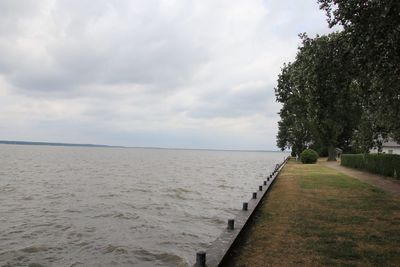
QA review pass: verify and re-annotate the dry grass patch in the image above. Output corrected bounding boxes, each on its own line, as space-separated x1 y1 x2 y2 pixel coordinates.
225 159 400 267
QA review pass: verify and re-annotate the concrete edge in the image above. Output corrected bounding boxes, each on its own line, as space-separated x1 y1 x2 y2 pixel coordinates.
194 156 290 267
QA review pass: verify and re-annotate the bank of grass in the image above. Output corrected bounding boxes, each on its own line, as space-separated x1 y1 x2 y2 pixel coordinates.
225 159 400 266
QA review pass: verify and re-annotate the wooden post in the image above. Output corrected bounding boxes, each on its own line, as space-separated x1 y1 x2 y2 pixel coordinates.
228 219 235 230
196 251 206 267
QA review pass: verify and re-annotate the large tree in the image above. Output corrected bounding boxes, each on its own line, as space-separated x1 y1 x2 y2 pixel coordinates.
276 33 361 160
318 0 400 142
275 63 312 156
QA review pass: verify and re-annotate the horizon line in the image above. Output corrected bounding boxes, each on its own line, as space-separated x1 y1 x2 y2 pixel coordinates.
0 139 286 153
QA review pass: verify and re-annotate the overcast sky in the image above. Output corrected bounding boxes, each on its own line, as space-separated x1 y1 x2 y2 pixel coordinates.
0 0 335 150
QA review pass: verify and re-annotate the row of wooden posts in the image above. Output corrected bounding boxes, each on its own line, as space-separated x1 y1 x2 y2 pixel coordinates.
195 161 285 267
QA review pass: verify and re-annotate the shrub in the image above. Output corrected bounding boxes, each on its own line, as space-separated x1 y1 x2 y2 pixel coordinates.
300 149 319 164
341 154 400 178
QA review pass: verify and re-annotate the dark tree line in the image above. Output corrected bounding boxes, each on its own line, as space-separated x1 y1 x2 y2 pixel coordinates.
276 0 400 160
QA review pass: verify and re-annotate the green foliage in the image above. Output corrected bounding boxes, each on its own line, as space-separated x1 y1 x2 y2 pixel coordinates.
276 1 400 158
300 149 319 164
275 32 361 160
318 0 400 142
341 154 400 178
341 154 366 170
275 63 312 156
309 143 328 157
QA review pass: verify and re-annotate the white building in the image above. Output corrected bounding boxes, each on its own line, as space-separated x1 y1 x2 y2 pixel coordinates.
370 140 400 155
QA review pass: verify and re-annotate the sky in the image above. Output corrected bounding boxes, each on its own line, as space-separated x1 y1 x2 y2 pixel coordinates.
0 0 335 150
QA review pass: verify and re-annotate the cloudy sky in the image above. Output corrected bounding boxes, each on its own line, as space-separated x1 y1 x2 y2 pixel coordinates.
0 0 334 150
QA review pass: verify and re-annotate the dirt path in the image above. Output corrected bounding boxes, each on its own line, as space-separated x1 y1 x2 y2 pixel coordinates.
320 160 400 196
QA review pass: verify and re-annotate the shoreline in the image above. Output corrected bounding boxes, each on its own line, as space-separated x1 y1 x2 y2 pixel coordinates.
195 158 289 267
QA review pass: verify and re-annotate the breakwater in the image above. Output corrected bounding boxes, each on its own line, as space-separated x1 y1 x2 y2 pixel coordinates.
195 157 289 267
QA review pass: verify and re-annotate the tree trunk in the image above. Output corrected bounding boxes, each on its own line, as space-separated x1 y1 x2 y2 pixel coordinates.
327 145 336 161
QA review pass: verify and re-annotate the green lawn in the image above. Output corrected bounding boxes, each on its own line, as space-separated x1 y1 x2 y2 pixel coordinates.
226 159 400 266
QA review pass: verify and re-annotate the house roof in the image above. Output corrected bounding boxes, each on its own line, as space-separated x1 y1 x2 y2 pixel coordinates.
383 141 400 147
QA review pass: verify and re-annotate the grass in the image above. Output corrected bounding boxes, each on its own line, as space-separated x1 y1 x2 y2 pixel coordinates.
225 159 400 266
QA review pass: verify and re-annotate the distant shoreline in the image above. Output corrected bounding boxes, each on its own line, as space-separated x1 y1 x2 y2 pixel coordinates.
0 140 122 148
0 140 285 153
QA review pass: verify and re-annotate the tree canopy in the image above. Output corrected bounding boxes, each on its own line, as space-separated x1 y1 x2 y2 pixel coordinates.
318 0 400 141
276 0 400 159
275 33 361 160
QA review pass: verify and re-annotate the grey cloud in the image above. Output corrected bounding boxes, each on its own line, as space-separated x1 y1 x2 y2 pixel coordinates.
0 0 209 94
0 0 42 34
0 0 334 150
187 82 279 118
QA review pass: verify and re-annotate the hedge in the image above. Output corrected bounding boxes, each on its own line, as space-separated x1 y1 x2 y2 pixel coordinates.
341 153 400 178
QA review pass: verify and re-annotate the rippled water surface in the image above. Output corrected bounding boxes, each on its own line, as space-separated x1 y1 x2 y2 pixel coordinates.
0 144 287 266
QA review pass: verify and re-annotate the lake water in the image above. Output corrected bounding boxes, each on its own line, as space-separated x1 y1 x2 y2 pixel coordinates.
0 144 288 266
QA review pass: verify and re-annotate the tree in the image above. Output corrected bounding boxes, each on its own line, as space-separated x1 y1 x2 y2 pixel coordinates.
276 106 312 157
275 33 361 161
275 63 312 157
318 0 400 142
352 111 388 153
299 33 362 160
